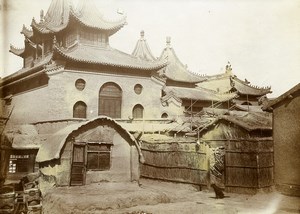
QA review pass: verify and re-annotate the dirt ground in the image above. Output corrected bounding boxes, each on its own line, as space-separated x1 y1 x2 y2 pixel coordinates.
42 179 300 214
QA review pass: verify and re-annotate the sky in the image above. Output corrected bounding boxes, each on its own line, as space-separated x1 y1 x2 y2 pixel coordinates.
1 0 300 97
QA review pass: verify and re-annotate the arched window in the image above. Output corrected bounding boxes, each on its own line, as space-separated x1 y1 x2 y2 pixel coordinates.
99 82 122 118
161 113 168 118
73 101 87 118
132 104 144 119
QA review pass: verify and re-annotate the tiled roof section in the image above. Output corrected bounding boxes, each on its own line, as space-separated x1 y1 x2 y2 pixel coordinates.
31 0 71 34
198 73 271 96
72 0 126 35
163 86 238 102
9 44 25 56
197 75 232 93
264 83 300 110
21 25 33 38
9 39 42 57
132 31 156 61
0 55 52 86
232 77 271 96
54 44 167 70
159 37 206 83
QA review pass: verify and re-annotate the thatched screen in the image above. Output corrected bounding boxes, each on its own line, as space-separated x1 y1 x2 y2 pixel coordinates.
140 135 273 193
140 135 209 188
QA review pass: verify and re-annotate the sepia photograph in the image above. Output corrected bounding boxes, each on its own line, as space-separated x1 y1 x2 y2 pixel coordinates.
0 0 300 213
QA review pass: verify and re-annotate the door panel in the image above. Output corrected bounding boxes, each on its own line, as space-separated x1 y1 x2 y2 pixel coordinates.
70 145 85 186
99 97 121 118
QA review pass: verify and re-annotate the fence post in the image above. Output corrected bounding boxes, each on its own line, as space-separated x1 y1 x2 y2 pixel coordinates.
257 150 260 188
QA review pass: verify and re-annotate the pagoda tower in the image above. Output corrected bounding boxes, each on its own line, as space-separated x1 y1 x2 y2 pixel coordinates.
198 62 272 106
2 0 168 123
9 0 166 72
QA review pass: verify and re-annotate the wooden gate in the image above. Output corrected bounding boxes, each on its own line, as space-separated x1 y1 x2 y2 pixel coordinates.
225 139 274 194
70 144 86 186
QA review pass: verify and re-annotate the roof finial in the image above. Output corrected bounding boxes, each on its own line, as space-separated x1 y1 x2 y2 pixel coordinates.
166 36 171 47
140 30 145 39
40 10 44 22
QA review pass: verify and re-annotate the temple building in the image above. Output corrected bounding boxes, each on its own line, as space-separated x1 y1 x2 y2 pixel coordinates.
197 63 272 107
0 0 272 186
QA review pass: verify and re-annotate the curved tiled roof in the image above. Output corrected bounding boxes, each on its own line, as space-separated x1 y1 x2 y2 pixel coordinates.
231 77 271 96
54 44 167 71
132 31 156 61
21 25 33 38
163 86 238 102
31 0 126 35
10 39 42 57
72 0 126 35
0 54 52 87
31 0 71 34
9 44 25 56
198 72 271 96
159 38 206 83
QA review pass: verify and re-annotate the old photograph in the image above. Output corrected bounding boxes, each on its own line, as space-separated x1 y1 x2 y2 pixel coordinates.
0 0 300 213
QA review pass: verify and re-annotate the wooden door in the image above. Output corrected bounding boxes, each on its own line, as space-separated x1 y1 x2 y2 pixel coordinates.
100 98 121 118
70 145 85 186
99 82 122 118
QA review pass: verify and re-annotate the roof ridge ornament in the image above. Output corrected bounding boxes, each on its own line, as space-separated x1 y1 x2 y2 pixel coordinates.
140 30 145 39
225 61 232 74
166 36 171 47
40 10 44 23
53 36 58 48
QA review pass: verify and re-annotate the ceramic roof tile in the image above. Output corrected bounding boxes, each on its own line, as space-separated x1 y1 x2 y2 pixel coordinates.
54 44 167 70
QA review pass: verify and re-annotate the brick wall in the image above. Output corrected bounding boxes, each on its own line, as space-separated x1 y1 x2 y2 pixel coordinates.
273 91 300 196
7 69 182 124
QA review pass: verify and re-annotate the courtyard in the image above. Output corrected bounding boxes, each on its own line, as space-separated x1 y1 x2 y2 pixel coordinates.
42 179 300 214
